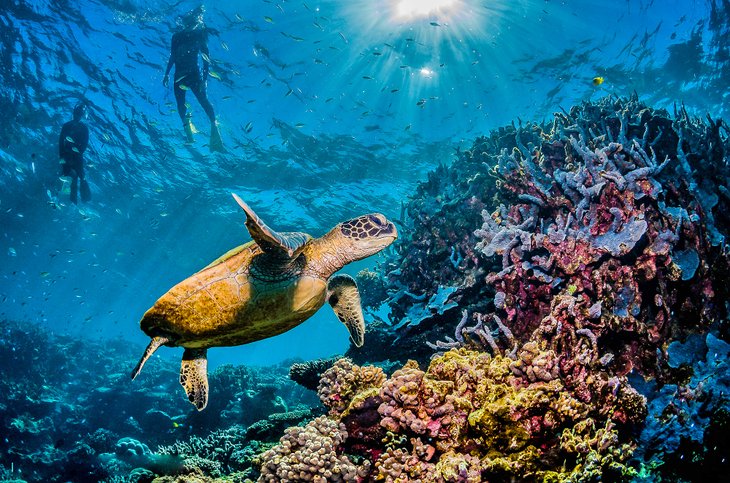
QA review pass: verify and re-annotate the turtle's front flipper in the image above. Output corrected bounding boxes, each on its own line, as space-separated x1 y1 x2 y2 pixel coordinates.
327 274 365 347
231 193 311 257
180 348 209 411
131 336 169 380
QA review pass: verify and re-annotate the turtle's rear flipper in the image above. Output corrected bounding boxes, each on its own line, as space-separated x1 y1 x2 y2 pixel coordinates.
327 274 365 347
131 336 169 379
180 348 209 411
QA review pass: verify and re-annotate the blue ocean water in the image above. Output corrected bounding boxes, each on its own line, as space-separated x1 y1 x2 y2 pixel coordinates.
2 0 724 367
1 1 728 482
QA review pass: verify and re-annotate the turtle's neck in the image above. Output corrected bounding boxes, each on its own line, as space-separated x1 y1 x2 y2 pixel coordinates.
304 229 351 279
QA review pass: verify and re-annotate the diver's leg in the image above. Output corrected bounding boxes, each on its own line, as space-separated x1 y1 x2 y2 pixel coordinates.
79 162 91 202
191 81 225 152
174 79 194 143
190 79 215 122
70 175 78 204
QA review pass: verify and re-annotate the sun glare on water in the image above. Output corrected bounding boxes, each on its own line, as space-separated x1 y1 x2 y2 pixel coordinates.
395 0 457 18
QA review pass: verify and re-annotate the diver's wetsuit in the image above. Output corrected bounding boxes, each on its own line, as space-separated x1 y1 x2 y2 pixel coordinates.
167 28 216 125
59 119 89 203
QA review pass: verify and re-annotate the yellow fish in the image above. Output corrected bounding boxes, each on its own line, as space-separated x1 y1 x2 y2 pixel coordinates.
592 76 604 86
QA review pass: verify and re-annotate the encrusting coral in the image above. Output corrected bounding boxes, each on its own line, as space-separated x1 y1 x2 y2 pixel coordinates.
265 348 643 482
256 416 368 482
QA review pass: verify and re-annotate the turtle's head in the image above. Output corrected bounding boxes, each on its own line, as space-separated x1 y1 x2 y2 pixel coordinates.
325 213 397 265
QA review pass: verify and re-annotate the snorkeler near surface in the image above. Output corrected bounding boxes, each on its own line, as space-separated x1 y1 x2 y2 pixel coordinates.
163 5 225 153
58 102 91 204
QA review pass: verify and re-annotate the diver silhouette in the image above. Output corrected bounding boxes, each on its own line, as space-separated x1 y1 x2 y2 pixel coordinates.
59 103 91 204
163 5 225 152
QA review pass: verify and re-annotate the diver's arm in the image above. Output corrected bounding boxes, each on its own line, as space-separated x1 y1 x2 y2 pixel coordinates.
201 31 210 80
78 125 89 155
59 123 68 158
163 35 177 86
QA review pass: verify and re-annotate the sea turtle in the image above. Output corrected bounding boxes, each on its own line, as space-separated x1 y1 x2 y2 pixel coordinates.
131 193 397 410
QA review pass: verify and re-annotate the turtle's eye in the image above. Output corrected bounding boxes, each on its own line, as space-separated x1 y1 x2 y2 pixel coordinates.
368 214 385 226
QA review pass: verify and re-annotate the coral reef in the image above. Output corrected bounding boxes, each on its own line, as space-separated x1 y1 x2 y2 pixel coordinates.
0 319 318 482
372 95 729 376
289 357 339 391
259 347 644 481
256 416 368 482
633 332 730 481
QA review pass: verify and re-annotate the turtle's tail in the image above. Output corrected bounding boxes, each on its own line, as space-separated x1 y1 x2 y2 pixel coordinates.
131 336 169 380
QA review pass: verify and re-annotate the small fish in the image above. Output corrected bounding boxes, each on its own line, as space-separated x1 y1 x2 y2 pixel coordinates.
65 136 75 143
430 21 441 26
295 122 305 128
40 272 50 278
592 76 604 86
221 41 230 51
338 32 348 43
264 16 274 23
244 121 253 133
8 248 16 257
208 71 222 80
390 88 399 93
285 88 293 96
362 75 373 80
178 84 189 90
416 99 426 107
201 52 211 64
71 147 80 153
282 32 305 41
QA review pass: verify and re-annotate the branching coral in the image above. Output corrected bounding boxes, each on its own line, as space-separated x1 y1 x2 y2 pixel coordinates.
456 96 730 380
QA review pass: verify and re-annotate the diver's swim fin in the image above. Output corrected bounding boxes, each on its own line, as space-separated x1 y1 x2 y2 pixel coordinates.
183 122 195 144
80 179 91 202
70 177 78 204
209 122 226 153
